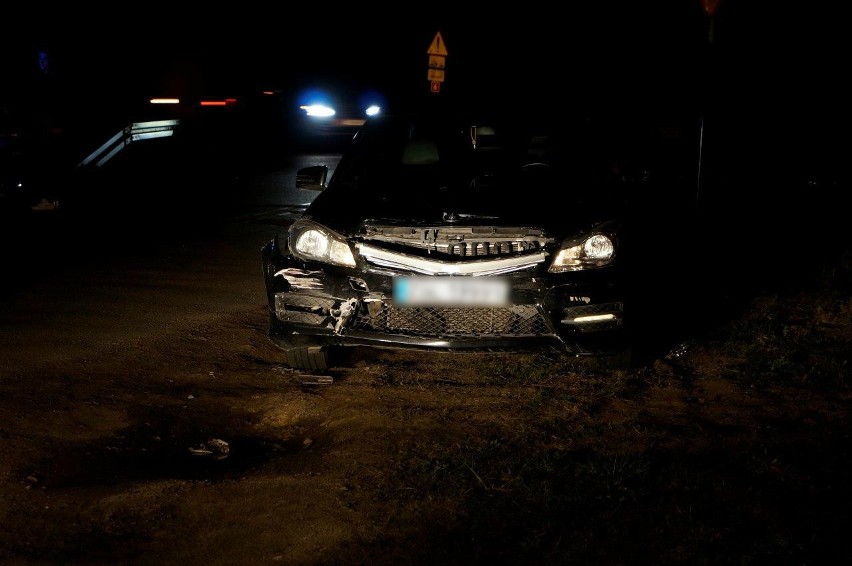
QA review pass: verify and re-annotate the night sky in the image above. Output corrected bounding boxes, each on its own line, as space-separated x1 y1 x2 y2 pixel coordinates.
2 1 848 166
2 2 843 104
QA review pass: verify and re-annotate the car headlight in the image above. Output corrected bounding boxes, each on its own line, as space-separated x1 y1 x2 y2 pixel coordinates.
299 104 336 117
289 220 356 267
548 230 616 273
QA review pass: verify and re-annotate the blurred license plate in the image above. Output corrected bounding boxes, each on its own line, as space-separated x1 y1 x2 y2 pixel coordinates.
393 277 509 307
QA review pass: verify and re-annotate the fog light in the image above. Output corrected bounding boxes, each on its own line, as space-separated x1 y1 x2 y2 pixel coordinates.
560 303 623 331
571 314 616 323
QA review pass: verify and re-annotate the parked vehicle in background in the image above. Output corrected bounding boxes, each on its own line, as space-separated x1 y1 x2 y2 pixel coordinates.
288 84 386 150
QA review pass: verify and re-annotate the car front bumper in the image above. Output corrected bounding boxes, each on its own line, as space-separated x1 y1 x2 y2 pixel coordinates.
262 238 627 356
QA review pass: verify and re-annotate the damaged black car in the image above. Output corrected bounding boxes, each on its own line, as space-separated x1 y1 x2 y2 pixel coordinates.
262 105 634 370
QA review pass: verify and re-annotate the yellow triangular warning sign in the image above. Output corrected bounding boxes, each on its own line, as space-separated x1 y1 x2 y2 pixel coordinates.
427 31 448 56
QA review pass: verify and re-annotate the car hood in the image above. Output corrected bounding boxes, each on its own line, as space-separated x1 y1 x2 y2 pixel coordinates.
303 182 616 238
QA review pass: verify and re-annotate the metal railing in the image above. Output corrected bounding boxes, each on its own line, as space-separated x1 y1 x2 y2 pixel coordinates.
78 120 179 168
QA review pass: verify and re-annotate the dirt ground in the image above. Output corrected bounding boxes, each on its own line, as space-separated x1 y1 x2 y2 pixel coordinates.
1 221 850 564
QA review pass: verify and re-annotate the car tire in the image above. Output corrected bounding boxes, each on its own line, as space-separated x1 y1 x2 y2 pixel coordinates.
284 346 331 371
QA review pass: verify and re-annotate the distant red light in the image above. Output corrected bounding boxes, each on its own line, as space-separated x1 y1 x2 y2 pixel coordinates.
702 0 720 16
225 98 237 104
262 91 274 95
200 101 227 107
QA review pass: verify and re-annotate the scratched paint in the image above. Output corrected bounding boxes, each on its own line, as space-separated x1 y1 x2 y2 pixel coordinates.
274 268 324 290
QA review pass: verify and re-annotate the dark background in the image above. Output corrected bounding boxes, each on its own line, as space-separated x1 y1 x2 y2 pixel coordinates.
2 0 848 225
3 2 845 120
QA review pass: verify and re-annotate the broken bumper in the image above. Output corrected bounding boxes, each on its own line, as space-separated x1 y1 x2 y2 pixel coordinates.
262 240 627 355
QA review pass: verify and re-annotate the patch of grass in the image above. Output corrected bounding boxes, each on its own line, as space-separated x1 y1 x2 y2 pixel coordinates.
715 291 850 390
362 416 852 564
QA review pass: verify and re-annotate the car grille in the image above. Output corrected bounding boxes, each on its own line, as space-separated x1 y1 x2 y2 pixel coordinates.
443 240 543 257
350 304 552 337
360 226 553 258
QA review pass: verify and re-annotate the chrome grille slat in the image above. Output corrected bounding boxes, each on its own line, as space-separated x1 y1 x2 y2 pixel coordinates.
360 225 553 258
356 244 548 276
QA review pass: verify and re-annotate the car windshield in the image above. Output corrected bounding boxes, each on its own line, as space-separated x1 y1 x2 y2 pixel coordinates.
330 111 626 208
336 108 584 186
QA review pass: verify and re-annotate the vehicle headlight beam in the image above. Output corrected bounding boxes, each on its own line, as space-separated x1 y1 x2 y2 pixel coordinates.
549 230 616 272
300 104 336 117
289 221 356 267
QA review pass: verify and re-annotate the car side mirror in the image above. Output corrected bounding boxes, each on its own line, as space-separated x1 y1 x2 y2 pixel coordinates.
295 166 328 190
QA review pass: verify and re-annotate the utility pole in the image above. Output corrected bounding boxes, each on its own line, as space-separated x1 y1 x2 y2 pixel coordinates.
696 0 720 211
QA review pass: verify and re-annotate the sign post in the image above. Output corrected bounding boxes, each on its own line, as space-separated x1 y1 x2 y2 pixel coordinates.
696 0 721 211
427 31 448 93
